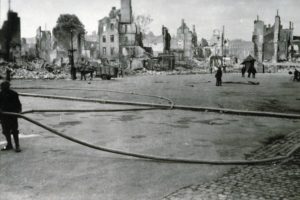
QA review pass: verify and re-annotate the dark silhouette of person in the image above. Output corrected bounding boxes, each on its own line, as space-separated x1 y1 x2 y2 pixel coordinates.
86 62 95 81
248 67 252 78
241 66 246 77
294 69 299 82
0 81 22 152
252 67 257 78
248 65 257 78
6 67 12 81
215 67 223 86
79 58 87 81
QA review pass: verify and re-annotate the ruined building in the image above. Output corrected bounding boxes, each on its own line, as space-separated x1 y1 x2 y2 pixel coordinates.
159 26 175 70
98 0 143 64
174 19 194 59
35 25 87 64
36 26 52 62
84 31 99 59
252 12 294 63
162 26 171 53
98 7 121 62
227 40 254 61
0 11 21 61
210 29 222 56
21 37 36 59
191 25 199 57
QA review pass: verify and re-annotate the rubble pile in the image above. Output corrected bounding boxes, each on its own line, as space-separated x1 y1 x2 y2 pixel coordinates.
186 58 208 69
0 60 70 80
12 68 69 79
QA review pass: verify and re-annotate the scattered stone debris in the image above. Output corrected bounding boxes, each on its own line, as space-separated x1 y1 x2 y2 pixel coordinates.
0 60 69 80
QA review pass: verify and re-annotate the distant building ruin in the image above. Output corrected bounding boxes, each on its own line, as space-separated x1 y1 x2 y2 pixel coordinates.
120 0 132 24
98 0 144 65
84 31 99 59
227 39 254 61
36 26 52 62
209 29 222 56
174 19 194 59
252 11 295 63
0 11 21 61
98 7 120 62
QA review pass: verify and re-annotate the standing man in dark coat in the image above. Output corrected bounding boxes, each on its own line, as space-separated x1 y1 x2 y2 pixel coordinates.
215 67 223 86
241 66 246 77
252 67 257 78
294 69 299 81
6 67 12 81
0 81 22 152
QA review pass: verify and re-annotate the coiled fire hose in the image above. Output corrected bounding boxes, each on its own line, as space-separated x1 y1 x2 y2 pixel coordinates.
1 111 299 165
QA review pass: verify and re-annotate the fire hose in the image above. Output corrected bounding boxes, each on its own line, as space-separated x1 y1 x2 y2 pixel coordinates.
14 86 300 119
1 111 300 165
18 92 300 119
13 87 175 109
2 87 299 165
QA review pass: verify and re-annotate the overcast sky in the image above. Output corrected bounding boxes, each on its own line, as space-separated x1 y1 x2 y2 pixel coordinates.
1 0 299 40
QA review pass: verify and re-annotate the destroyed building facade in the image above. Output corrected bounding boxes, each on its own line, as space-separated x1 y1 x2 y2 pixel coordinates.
227 39 254 61
252 12 294 63
84 31 99 59
98 7 120 62
210 29 223 56
0 11 21 61
98 0 143 65
36 26 52 62
174 19 194 59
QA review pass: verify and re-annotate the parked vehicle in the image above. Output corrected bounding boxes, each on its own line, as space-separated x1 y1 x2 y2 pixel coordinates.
95 63 119 80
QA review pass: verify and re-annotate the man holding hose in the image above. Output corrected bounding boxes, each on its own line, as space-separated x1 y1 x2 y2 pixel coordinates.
0 81 22 153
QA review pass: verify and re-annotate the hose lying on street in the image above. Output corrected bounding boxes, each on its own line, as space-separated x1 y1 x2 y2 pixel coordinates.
21 107 159 115
223 81 260 85
1 111 300 165
5 87 300 164
13 87 175 109
19 93 300 119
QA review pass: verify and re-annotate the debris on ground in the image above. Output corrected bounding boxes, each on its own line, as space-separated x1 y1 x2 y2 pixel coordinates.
0 60 69 80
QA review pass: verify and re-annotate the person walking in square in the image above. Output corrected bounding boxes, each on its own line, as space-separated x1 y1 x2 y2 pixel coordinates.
215 67 223 86
294 69 299 81
0 81 22 152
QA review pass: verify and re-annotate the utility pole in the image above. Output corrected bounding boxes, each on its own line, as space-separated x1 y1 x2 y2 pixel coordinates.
69 29 77 80
221 25 225 67
182 19 186 59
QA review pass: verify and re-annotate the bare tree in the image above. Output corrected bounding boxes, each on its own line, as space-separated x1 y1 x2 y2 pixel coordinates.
134 14 153 34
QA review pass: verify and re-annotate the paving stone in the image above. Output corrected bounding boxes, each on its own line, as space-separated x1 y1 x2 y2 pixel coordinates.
162 130 300 200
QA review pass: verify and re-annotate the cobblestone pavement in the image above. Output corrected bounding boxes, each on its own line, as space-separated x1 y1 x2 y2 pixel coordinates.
162 130 300 200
